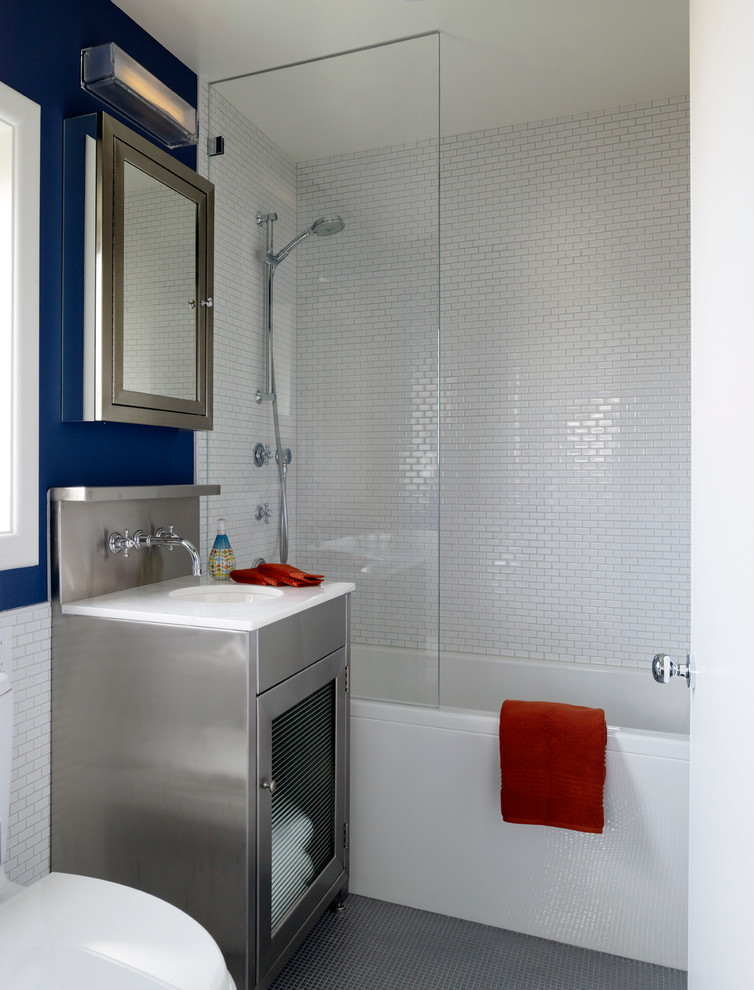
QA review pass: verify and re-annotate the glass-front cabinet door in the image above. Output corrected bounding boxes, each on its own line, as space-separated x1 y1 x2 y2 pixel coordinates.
256 647 348 985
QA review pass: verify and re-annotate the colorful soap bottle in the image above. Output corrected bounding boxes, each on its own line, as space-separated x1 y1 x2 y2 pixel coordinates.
208 518 235 581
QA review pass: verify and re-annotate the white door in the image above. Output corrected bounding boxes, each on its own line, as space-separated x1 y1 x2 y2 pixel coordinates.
689 0 754 985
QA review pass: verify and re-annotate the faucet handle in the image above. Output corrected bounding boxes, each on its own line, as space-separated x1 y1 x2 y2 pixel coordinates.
255 503 273 524
108 529 134 557
254 443 273 467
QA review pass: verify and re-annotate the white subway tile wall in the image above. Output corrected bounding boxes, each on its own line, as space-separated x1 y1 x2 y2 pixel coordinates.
197 83 299 567
295 139 441 655
440 98 690 665
1 603 51 884
295 96 689 667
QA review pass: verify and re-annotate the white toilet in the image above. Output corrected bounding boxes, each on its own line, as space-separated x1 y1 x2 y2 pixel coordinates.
0 671 236 990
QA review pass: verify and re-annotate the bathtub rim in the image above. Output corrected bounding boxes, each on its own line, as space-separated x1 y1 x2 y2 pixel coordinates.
350 697 689 760
351 643 691 735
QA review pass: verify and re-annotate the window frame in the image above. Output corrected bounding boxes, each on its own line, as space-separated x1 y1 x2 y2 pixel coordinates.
0 80 40 571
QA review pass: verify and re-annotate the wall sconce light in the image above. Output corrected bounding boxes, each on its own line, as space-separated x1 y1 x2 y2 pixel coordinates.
81 43 198 148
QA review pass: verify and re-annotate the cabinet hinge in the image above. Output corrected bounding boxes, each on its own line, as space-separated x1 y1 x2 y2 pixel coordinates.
344 822 349 851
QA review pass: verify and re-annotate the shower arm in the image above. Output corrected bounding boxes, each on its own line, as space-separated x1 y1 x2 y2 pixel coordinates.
256 213 277 404
252 211 343 564
263 263 275 401
254 211 289 563
256 215 323 402
270 228 311 266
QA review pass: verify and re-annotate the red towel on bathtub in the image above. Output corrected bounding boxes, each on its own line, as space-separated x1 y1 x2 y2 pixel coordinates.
230 563 324 587
499 699 607 833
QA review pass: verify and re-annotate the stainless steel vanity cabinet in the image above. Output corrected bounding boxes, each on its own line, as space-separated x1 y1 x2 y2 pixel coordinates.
51 595 350 990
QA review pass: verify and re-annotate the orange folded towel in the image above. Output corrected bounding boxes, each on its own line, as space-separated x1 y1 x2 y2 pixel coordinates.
499 699 607 834
229 567 279 586
230 563 324 588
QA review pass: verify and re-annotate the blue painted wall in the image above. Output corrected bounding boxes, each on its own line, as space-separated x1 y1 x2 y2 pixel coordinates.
0 0 198 610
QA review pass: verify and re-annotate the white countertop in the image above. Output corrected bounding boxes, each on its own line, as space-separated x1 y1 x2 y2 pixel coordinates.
63 575 355 632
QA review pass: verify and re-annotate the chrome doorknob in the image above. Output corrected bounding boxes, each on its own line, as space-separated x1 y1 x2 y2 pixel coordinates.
652 653 691 686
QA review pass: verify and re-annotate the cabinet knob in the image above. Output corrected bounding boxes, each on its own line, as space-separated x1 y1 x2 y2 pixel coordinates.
260 779 278 794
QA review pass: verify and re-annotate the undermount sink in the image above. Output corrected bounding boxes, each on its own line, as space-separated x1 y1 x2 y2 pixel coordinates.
168 584 284 604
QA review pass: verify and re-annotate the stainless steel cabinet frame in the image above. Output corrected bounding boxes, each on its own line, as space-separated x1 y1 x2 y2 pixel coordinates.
62 112 214 429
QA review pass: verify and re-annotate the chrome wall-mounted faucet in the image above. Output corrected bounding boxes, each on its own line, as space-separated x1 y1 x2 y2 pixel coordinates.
108 525 202 576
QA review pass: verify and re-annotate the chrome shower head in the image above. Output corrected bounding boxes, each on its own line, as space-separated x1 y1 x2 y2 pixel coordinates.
311 216 345 236
269 215 345 267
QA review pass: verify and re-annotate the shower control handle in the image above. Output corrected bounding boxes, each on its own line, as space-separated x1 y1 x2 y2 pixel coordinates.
255 503 273 523
254 443 273 467
261 779 278 794
652 653 691 687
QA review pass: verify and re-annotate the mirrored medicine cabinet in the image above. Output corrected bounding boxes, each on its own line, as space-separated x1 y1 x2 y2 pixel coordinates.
62 112 214 430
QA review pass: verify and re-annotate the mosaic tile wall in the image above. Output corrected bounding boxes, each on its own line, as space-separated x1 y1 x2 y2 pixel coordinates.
295 97 690 667
295 139 441 654
196 82 300 568
1 603 51 884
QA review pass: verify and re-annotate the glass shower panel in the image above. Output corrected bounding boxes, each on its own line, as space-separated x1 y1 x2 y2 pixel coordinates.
296 37 440 707
209 34 441 708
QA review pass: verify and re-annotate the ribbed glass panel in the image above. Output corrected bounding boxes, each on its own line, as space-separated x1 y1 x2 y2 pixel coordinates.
270 681 335 931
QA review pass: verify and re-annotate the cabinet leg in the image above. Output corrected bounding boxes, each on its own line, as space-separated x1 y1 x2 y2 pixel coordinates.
330 883 349 913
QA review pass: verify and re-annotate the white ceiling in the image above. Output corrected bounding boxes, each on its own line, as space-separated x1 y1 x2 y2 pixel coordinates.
113 0 688 161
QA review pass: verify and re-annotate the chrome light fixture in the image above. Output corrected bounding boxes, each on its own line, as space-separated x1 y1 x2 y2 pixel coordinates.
81 43 198 148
